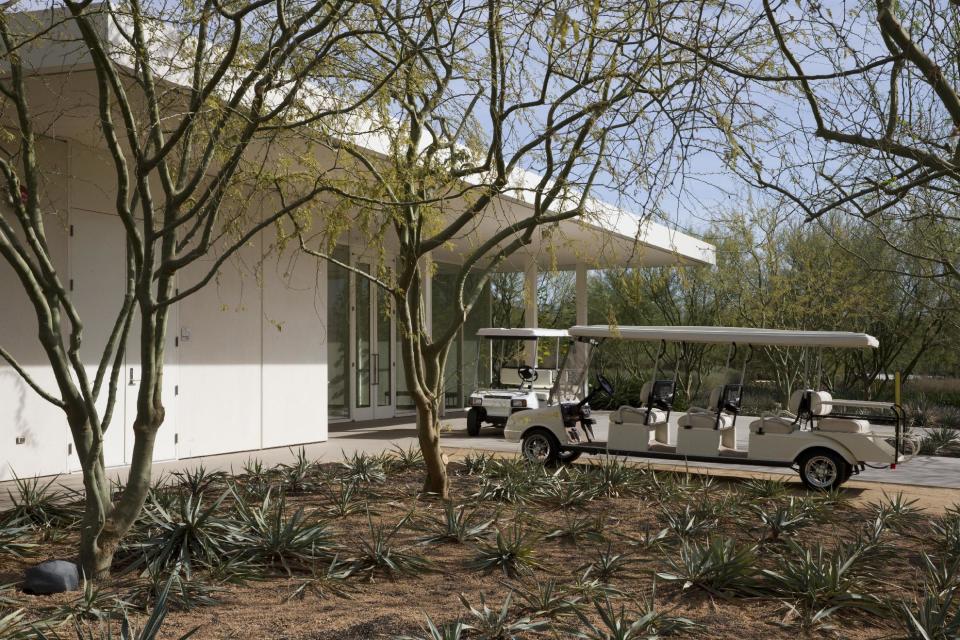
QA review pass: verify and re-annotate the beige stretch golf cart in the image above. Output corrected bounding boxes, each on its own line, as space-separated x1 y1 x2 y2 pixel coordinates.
503 325 915 489
465 328 572 436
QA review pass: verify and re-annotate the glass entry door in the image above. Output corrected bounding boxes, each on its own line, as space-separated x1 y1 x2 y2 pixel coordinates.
352 260 394 420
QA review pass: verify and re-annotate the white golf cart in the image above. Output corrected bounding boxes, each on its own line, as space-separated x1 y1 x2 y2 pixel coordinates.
504 325 915 490
465 328 572 436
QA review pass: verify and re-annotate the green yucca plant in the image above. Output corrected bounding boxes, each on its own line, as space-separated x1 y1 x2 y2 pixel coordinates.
738 477 788 500
0 524 36 558
277 448 319 494
900 583 960 639
322 481 367 518
760 539 883 630
417 501 496 545
171 465 227 500
460 451 495 476
354 512 434 581
385 444 425 472
339 451 387 484
122 566 221 612
120 491 230 578
656 537 759 597
228 488 334 575
661 504 718 540
543 513 606 547
1 474 79 528
457 592 548 638
754 498 813 542
572 591 701 639
513 577 583 619
394 616 467 640
581 457 642 498
468 525 540 578
579 546 633 584
286 554 354 601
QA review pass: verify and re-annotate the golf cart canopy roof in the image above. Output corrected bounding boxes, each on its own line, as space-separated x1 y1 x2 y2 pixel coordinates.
568 325 879 348
476 328 570 340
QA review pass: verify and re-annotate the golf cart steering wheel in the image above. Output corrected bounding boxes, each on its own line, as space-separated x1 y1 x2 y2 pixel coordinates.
518 365 538 383
596 373 614 396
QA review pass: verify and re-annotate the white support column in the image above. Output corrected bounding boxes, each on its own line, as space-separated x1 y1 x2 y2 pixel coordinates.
523 259 538 365
575 262 589 395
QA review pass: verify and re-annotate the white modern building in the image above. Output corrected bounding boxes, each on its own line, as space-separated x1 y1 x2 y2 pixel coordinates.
0 8 715 480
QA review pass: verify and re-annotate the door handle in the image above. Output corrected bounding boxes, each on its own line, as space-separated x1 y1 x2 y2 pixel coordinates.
129 367 135 386
372 353 379 386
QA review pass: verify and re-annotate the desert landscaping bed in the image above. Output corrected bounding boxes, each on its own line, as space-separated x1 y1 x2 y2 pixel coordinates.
2 449 959 639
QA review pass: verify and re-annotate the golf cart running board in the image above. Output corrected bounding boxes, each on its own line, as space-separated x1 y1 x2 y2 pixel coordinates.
562 443 796 468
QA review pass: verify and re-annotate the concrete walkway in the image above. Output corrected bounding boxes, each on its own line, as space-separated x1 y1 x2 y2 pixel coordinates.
2 412 958 509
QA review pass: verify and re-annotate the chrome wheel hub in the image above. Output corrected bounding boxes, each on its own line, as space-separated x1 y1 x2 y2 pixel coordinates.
523 434 551 462
805 455 838 489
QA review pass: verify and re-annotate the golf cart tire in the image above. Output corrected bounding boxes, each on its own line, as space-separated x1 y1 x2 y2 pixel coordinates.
521 428 561 465
797 448 850 491
467 408 484 436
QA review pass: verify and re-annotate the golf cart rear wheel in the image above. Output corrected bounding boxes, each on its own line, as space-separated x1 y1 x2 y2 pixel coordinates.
522 429 560 465
467 407 483 436
797 449 850 491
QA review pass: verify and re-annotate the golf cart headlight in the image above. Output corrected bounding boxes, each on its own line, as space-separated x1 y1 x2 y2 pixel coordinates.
511 399 528 408
470 396 483 406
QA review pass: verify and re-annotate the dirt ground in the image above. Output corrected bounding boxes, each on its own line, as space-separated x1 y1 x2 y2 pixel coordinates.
1 455 957 639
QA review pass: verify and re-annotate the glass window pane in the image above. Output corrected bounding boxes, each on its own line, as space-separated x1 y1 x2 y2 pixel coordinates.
377 288 391 407
327 246 350 417
355 263 371 408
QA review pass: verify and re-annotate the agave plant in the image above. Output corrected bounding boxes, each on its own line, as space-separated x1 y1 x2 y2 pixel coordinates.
0 609 54 640
760 539 884 630
572 591 701 639
457 592 548 639
754 498 813 542
579 546 633 584
543 513 606 546
460 451 495 476
738 477 789 500
228 488 334 575
1 474 79 528
286 554 355 601
513 577 582 619
473 461 547 504
927 515 960 563
0 525 36 558
385 444 425 472
171 465 227 500
277 448 319 494
580 457 643 498
417 501 496 545
119 491 231 578
918 428 960 456
322 481 367 518
919 552 960 597
47 578 120 623
656 537 759 597
394 616 467 640
353 512 434 581
868 492 922 533
68 572 201 640
661 504 718 540
530 472 600 510
122 566 221 612
900 583 960 639
468 525 540 578
340 451 387 484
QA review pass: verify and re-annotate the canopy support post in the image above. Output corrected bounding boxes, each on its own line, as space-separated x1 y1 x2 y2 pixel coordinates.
523 259 538 366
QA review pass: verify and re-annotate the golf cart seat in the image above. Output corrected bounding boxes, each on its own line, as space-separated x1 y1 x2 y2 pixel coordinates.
805 389 869 433
612 406 660 424
677 384 741 454
748 388 807 435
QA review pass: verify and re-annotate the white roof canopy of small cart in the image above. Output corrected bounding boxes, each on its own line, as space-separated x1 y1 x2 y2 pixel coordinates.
568 325 879 348
476 328 570 340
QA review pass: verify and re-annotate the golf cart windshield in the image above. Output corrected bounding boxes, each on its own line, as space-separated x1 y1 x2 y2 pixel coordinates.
475 328 570 390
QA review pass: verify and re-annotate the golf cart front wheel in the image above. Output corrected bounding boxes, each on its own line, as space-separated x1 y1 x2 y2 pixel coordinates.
522 429 560 465
467 407 483 436
797 449 850 491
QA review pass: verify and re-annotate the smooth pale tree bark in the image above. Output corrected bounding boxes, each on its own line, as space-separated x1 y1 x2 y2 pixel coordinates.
296 0 745 497
0 0 397 576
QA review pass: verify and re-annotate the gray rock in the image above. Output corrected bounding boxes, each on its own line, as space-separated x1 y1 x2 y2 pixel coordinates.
24 560 80 594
